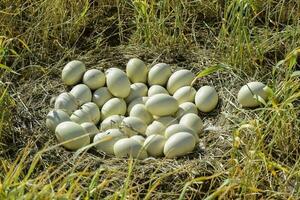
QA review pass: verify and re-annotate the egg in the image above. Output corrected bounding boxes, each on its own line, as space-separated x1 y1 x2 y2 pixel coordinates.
165 124 199 141
70 109 93 124
173 86 196 104
81 122 99 140
143 135 166 157
155 116 178 126
100 115 125 131
175 102 198 119
93 129 126 155
106 68 131 98
61 60 86 86
127 96 149 113
70 84 92 105
167 69 195 94
179 113 203 134
81 102 100 124
145 121 166 136
148 85 169 96
101 98 126 119
195 86 218 112
46 109 70 131
92 87 113 108
83 69 105 90
126 58 148 83
125 83 148 103
113 138 148 159
129 104 153 125
148 63 172 86
237 82 268 108
55 121 90 150
121 117 147 136
54 92 78 115
163 132 195 158
145 94 179 116
131 135 146 145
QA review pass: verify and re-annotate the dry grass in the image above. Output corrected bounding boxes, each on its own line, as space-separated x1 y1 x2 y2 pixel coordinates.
0 0 300 199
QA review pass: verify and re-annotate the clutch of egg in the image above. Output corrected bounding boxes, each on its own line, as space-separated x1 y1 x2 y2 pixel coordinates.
46 58 223 159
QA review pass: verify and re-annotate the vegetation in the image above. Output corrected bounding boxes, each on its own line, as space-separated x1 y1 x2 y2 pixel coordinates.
0 0 299 199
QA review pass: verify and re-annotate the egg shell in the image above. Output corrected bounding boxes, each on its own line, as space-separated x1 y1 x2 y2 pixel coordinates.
126 58 148 83
146 94 179 116
55 121 90 150
101 98 126 119
173 86 196 104
92 87 113 108
237 82 268 108
179 113 203 134
81 122 99 140
106 68 131 98
100 115 125 131
148 63 172 86
195 86 218 112
54 92 78 115
114 138 148 159
61 60 86 86
163 132 195 158
175 102 198 119
145 121 166 136
167 69 195 94
144 135 166 157
93 129 126 155
148 85 169 96
46 109 70 132
155 116 178 126
131 135 146 145
127 96 149 113
70 109 93 124
125 83 148 103
70 84 92 105
83 69 105 90
129 104 153 125
121 117 147 136
81 102 100 124
165 124 199 141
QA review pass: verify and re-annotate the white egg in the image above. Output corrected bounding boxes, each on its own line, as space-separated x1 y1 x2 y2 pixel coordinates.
155 116 178 126
167 69 195 94
126 58 148 83
129 104 153 125
146 94 179 116
81 102 100 124
121 117 147 136
46 109 70 131
165 124 199 141
106 68 131 98
148 63 172 86
145 121 166 136
127 96 149 113
93 129 126 155
54 92 78 115
175 102 198 119
101 98 126 119
81 122 99 140
195 86 218 112
55 121 90 150
163 132 195 158
61 60 86 86
179 113 203 134
70 109 93 124
70 84 92 105
237 82 268 108
100 115 125 131
113 138 148 159
125 83 148 103
173 86 196 104
83 69 105 90
148 85 169 96
131 135 146 145
144 135 166 157
92 87 113 108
